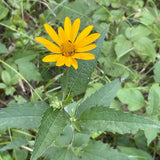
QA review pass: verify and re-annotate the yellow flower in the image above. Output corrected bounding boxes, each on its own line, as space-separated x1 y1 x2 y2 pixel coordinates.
35 17 100 69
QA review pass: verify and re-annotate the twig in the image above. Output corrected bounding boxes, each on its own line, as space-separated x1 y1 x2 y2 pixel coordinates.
2 0 13 10
96 66 104 74
21 145 33 152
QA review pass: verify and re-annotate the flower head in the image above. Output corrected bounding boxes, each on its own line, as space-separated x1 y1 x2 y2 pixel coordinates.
35 17 100 69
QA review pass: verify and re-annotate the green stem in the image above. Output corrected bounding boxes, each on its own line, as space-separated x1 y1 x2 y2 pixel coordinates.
12 129 35 138
8 128 12 141
63 67 70 100
0 59 42 101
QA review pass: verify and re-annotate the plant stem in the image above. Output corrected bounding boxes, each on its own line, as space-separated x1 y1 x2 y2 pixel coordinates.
63 67 70 100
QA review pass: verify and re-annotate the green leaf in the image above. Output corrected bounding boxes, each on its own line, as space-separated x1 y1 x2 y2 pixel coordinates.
43 147 78 160
0 83 6 89
55 125 73 147
16 61 42 81
144 128 159 145
0 137 28 152
31 108 69 160
0 4 9 20
147 84 160 116
0 151 12 160
117 88 145 111
72 132 90 147
96 0 110 6
98 41 115 66
76 79 121 118
79 141 129 160
84 82 103 98
114 35 132 59
134 130 147 151
13 50 42 81
1 70 12 85
110 10 124 22
32 86 44 101
110 99 122 110
140 10 155 25
64 102 78 117
14 50 37 62
5 86 15 96
133 37 156 62
0 101 48 129
10 74 19 85
0 43 8 54
60 27 109 96
125 26 151 41
93 8 110 31
13 149 28 160
118 146 153 160
78 106 160 134
56 0 98 27
144 84 160 145
99 40 130 77
153 61 160 83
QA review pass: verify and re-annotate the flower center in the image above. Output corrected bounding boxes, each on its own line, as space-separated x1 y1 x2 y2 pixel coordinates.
60 40 75 56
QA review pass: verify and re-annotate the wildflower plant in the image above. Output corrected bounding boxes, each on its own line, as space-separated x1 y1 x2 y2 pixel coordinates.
29 17 160 160
1 1 160 160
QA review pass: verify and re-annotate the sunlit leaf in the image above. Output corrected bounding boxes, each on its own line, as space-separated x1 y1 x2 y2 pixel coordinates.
76 79 121 118
78 106 160 134
117 88 145 111
0 4 9 20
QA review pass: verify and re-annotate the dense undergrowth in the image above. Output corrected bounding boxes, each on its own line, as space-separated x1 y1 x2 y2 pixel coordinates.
0 0 160 160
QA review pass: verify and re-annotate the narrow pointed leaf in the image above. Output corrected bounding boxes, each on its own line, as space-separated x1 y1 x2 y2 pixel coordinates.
78 106 160 134
31 108 69 160
0 101 48 129
76 79 121 118
61 26 109 96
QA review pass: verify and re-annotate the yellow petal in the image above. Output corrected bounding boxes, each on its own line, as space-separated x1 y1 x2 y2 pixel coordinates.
76 44 97 52
64 17 72 40
75 25 93 45
56 56 65 66
44 24 62 46
58 27 68 43
64 56 72 67
70 18 80 42
78 33 100 47
71 58 78 69
35 37 61 53
72 53 95 60
42 54 62 62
